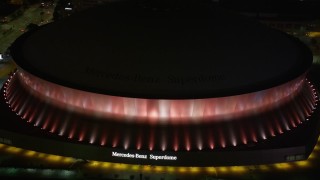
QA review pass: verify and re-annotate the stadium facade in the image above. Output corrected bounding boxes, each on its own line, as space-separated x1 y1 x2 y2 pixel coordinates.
0 1 319 166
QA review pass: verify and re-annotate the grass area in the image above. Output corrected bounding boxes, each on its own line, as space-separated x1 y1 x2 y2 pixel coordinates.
0 61 16 78
0 3 55 81
314 55 320 64
0 4 54 53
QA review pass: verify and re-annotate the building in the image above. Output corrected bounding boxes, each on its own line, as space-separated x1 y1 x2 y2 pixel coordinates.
0 1 319 167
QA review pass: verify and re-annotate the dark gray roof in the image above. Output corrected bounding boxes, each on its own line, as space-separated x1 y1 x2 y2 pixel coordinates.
10 2 312 99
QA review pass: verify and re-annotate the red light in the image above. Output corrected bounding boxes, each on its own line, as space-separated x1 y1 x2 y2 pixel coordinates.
16 70 306 125
3 69 319 151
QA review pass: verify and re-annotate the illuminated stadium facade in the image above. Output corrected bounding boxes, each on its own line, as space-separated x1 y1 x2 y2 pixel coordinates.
0 1 320 166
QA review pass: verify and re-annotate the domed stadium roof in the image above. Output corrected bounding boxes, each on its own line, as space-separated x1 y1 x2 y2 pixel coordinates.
10 1 312 99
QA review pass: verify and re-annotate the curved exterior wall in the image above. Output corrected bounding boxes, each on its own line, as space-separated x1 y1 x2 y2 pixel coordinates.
1 2 319 166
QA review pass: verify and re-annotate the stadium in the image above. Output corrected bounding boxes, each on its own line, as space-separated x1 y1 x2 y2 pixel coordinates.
0 1 319 167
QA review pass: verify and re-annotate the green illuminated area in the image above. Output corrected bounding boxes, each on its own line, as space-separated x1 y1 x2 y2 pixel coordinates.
0 168 77 179
0 2 55 53
0 2 55 87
